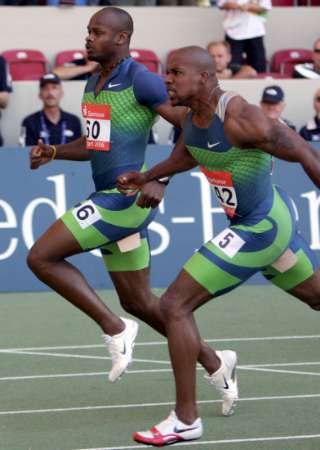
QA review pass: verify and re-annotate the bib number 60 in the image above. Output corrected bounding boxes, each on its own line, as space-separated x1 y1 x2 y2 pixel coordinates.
86 119 101 140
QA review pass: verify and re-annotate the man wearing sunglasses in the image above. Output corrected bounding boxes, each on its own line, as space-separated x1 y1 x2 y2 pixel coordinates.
294 38 320 79
300 88 320 141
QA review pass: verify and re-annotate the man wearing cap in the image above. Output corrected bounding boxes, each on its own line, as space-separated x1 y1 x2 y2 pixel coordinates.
260 85 296 130
20 73 82 146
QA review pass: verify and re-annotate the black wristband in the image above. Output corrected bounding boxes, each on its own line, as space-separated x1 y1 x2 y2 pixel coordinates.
156 176 170 186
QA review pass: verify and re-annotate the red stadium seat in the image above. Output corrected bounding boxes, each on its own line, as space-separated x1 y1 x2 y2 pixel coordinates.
55 49 86 67
130 49 161 74
2 49 48 81
270 48 313 77
272 0 295 5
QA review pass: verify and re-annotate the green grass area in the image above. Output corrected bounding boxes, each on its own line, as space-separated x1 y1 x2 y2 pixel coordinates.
0 286 319 450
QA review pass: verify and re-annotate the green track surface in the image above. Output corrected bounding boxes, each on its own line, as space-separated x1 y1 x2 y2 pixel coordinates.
0 286 319 450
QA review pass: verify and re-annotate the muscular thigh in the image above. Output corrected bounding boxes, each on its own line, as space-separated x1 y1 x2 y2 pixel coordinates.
61 189 156 271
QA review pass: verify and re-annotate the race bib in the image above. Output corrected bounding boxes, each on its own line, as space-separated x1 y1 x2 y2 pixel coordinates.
72 200 102 229
200 168 237 218
211 228 245 258
82 103 111 151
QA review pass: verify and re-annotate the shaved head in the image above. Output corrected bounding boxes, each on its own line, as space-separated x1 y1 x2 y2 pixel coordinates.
92 7 133 41
86 7 133 64
168 46 216 75
165 46 219 108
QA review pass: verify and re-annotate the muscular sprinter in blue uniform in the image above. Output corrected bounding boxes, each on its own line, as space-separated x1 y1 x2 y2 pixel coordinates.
118 46 320 446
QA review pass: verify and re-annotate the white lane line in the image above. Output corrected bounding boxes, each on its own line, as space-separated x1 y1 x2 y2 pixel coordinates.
1 393 320 416
205 335 320 343
1 362 319 382
245 367 320 376
0 369 174 382
76 434 320 450
0 372 109 381
5 350 170 365
246 361 320 367
9 350 110 360
0 334 319 353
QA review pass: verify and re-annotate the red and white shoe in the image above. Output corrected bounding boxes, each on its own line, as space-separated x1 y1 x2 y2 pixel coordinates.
133 410 203 446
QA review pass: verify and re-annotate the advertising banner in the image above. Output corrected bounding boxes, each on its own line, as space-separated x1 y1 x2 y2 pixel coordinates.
0 145 319 291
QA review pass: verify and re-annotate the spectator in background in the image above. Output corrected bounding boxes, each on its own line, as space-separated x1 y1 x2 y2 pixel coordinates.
207 41 257 79
0 55 12 147
294 38 320 80
217 0 271 73
299 88 320 142
260 85 296 130
53 52 99 81
19 73 82 146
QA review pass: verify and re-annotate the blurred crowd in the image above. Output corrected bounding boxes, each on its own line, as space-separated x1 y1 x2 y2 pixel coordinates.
0 2 319 146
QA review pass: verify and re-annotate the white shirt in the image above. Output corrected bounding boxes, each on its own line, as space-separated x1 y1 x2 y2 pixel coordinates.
218 0 272 40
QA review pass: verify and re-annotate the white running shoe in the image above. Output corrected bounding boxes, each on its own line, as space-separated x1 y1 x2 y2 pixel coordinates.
204 350 238 416
102 317 139 383
133 410 203 446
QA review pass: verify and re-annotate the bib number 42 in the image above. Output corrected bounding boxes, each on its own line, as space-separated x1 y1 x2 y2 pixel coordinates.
214 186 236 207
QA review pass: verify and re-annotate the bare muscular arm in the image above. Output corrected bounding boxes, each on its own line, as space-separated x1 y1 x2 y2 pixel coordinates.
117 135 197 191
146 135 197 181
225 97 320 188
52 136 90 161
30 136 90 170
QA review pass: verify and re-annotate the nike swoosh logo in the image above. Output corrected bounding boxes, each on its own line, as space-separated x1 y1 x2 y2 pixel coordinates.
173 425 199 434
223 375 229 390
207 141 220 148
108 82 121 88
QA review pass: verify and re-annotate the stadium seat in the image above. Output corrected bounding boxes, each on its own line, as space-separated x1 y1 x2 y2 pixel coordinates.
271 0 295 5
270 48 313 77
130 49 161 74
2 49 48 81
55 49 86 67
